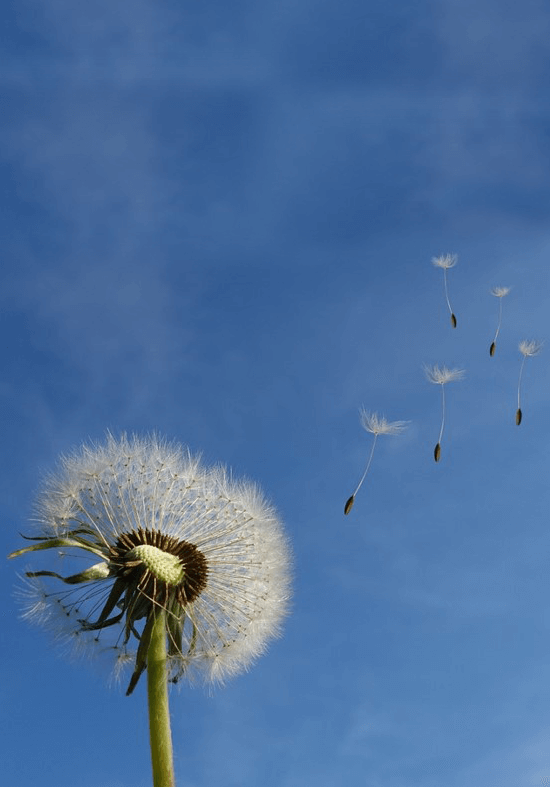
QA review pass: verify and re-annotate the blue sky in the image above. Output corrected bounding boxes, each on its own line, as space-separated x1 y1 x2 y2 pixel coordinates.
1 1 550 786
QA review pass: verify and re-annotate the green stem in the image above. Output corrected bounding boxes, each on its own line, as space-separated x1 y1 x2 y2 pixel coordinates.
147 608 176 787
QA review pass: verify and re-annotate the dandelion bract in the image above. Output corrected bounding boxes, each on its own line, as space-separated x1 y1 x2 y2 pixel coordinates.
344 410 408 514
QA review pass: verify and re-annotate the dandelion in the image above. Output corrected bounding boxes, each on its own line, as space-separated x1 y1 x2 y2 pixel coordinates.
516 340 543 424
9 434 291 787
344 411 409 514
424 364 465 462
432 254 458 328
489 286 511 356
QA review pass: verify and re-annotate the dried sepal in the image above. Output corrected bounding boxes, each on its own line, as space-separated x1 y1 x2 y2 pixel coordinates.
126 610 157 696
9 536 106 560
26 561 110 585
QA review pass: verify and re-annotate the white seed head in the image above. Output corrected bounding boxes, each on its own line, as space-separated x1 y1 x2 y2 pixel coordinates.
359 410 409 436
432 254 458 270
491 286 511 298
424 364 465 385
11 434 292 689
519 340 543 357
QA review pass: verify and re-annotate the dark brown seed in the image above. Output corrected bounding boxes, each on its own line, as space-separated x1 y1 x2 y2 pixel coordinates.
451 313 457 328
344 495 355 515
489 342 496 357
516 408 522 425
434 443 441 462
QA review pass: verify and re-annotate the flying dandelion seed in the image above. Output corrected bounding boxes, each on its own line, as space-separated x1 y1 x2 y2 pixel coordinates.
8 434 292 787
424 365 465 462
432 254 458 328
489 286 511 356
344 411 408 514
516 340 543 425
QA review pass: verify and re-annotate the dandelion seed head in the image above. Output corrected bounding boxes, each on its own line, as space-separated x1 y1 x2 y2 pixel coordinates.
359 410 409 436
491 286 511 298
424 364 465 385
432 254 458 270
10 434 292 691
519 340 543 357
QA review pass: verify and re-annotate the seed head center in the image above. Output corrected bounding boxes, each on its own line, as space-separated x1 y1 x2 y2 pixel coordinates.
128 544 184 585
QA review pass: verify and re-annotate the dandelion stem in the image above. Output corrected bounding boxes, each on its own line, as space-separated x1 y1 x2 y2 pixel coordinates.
351 434 378 499
493 298 503 346
517 355 526 411
443 270 456 327
516 355 527 424
147 607 175 787
443 270 449 311
438 384 446 446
